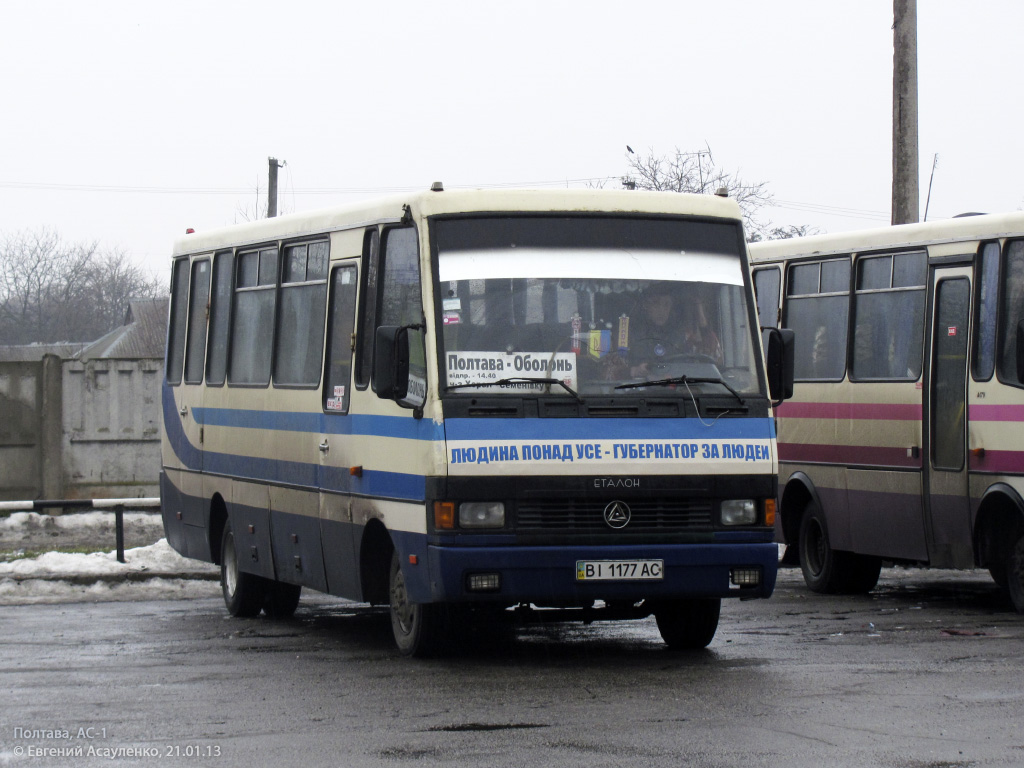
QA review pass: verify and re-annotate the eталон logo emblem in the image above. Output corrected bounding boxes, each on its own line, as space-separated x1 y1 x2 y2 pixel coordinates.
603 500 631 529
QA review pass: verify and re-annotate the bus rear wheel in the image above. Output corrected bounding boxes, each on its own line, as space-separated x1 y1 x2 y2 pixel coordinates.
799 503 844 594
263 581 302 619
654 598 721 649
389 550 447 657
1007 534 1024 614
220 520 267 618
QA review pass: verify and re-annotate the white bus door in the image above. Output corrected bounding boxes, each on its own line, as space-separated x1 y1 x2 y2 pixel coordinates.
925 266 973 567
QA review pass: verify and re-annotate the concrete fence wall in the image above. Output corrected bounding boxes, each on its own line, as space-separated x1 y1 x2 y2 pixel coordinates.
0 354 162 502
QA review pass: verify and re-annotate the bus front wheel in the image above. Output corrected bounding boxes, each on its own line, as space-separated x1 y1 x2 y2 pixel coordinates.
1007 534 1024 614
389 550 447 657
220 520 267 617
654 598 721 649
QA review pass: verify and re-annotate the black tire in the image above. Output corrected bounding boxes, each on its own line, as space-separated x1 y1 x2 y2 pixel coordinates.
798 503 845 594
1007 534 1024 614
389 550 448 657
220 520 266 618
843 553 882 594
654 598 721 650
263 581 302 619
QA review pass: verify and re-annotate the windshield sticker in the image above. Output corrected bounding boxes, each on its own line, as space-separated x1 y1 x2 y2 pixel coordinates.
447 351 578 393
443 298 462 311
443 311 461 326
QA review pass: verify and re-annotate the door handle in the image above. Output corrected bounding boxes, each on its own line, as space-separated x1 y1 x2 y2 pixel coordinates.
179 405 188 417
319 440 329 453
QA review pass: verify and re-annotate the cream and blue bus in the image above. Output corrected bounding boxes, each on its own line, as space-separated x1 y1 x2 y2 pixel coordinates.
161 187 793 655
750 212 1024 612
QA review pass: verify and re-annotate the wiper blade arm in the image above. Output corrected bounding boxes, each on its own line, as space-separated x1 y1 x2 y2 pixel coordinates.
446 377 584 403
615 375 745 405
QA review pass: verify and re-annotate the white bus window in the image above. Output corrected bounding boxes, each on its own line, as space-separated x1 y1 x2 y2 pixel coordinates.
323 265 358 413
355 228 379 389
183 259 211 384
229 247 278 385
973 242 999 381
851 251 926 381
274 241 329 387
205 251 233 386
753 267 780 328
998 240 1024 386
165 258 190 385
784 259 849 381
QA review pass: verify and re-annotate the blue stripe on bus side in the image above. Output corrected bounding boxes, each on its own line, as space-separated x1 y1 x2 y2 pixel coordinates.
162 385 427 501
192 405 446 441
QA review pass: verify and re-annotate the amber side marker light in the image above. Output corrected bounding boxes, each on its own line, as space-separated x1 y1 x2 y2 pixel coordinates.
434 501 455 530
764 499 777 527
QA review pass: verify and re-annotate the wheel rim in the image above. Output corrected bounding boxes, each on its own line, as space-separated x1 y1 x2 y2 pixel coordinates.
390 562 415 636
223 531 238 598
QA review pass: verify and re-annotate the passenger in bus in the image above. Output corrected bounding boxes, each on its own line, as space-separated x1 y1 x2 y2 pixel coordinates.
680 291 723 364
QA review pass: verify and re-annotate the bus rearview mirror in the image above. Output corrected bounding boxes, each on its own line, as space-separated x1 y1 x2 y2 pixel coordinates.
764 327 795 404
372 325 410 401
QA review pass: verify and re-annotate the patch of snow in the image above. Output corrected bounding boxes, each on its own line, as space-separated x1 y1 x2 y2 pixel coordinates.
0 510 162 533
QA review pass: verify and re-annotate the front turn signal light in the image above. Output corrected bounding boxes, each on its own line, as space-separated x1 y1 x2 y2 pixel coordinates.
764 499 777 527
434 501 455 530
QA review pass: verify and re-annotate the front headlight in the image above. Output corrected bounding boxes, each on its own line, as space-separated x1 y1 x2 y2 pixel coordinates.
459 501 505 529
721 499 757 526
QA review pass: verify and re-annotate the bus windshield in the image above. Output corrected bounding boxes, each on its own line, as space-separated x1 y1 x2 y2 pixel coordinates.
434 216 761 398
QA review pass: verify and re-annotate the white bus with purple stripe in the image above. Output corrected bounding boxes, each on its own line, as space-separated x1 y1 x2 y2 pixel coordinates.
750 211 1024 612
162 187 793 655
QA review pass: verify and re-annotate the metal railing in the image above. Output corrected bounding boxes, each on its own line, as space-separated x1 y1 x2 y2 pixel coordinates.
0 498 160 563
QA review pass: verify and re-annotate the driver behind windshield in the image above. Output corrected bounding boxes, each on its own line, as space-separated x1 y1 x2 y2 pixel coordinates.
605 282 722 379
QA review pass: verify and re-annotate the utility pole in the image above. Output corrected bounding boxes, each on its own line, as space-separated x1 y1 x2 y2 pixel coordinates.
268 157 285 218
892 0 919 225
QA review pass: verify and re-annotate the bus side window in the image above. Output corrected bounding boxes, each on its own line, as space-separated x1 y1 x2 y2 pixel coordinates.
998 240 1024 386
274 241 329 387
851 252 926 381
355 229 380 389
323 265 358 413
973 242 999 381
229 247 278 386
166 257 190 386
784 259 850 381
183 258 211 385
205 251 234 386
753 267 781 328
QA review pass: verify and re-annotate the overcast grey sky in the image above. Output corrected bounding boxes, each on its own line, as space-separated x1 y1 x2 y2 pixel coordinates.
2 1 1021 280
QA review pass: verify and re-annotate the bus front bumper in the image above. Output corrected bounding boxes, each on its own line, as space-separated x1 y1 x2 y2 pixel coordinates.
414 541 778 604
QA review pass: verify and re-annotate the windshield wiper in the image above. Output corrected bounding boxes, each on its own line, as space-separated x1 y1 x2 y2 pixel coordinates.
615 375 745 406
446 377 584 403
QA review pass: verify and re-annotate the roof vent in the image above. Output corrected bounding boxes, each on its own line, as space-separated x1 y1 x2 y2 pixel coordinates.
430 181 444 192
715 187 729 197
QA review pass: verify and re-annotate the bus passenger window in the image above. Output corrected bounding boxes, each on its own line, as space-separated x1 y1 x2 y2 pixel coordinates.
166 258 190 385
973 242 999 381
851 252 926 381
998 240 1024 385
324 265 358 413
229 247 278 385
274 241 329 387
183 259 211 384
205 252 234 386
784 259 850 381
753 267 780 329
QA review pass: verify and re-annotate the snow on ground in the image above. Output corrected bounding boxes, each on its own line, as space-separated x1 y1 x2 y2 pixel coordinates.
1 512 219 605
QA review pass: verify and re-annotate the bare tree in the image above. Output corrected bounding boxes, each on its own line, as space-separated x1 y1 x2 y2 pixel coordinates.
622 146 776 239
0 229 164 346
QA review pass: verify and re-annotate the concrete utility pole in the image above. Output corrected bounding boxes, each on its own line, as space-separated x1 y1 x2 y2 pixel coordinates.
267 157 285 218
892 0 919 225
